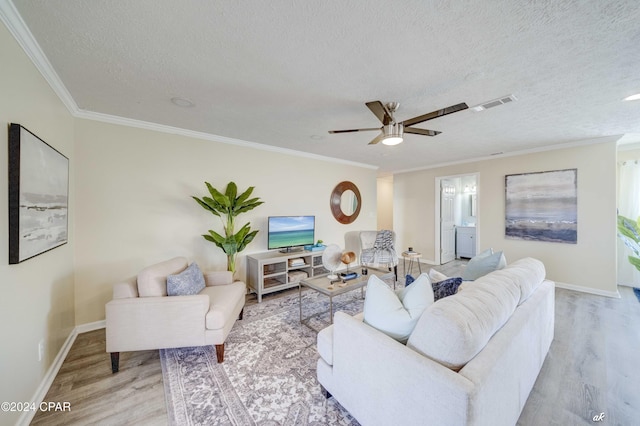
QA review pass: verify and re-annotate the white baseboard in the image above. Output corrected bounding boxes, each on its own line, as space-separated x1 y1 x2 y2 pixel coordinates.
76 319 106 333
17 328 78 426
16 320 107 426
554 281 621 299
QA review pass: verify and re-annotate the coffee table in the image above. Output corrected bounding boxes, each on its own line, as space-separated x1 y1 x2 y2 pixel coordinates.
298 265 394 327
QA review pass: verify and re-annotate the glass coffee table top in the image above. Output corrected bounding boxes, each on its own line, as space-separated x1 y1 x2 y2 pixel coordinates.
298 266 394 326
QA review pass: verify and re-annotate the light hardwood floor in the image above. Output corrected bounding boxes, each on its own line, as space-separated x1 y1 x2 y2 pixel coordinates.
31 263 640 425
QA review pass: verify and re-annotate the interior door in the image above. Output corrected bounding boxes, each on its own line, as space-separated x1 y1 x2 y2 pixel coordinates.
440 180 456 264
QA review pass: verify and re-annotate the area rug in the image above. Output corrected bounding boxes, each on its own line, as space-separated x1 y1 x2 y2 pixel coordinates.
160 289 369 425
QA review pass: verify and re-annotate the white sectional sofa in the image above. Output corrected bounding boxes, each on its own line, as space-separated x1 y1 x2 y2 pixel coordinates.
316 258 554 426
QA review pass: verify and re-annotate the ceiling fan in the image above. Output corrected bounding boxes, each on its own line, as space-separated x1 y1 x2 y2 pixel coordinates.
329 101 468 145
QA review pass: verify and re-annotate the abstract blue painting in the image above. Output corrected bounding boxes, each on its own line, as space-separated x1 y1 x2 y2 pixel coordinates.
505 169 577 244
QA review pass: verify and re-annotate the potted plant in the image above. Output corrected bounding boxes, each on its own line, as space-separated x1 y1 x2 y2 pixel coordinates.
618 215 640 271
193 181 264 274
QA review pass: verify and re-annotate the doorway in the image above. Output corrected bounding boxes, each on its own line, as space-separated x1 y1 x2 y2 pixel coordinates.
435 173 479 265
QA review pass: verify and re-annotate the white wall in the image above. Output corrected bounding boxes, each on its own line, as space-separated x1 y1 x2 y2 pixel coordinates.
376 175 393 230
0 23 75 424
74 119 378 324
394 140 618 295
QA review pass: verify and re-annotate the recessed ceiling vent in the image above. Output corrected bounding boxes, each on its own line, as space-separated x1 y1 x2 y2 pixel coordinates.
471 95 517 112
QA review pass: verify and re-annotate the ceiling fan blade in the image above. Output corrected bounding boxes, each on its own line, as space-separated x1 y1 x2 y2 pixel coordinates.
366 101 395 125
368 133 385 145
328 127 381 134
404 127 441 137
402 102 469 127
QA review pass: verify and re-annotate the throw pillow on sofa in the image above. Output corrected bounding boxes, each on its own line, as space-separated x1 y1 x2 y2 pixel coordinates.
428 268 449 283
408 272 462 301
432 277 463 301
167 262 206 296
461 249 507 280
137 256 189 297
363 273 434 344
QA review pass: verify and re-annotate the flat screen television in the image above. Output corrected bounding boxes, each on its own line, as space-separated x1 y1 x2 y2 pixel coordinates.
268 215 315 252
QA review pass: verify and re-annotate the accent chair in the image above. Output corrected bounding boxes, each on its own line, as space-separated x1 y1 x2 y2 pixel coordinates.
105 256 245 372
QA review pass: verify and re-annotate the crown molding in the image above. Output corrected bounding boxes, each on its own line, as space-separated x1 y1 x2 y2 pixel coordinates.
0 0 78 113
0 1 377 171
75 109 378 170
393 135 624 176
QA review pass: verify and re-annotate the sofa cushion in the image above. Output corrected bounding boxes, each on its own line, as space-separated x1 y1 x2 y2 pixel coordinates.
407 271 520 370
432 277 463 301
317 325 334 366
137 257 188 297
167 262 206 296
461 249 506 280
459 257 544 304
203 270 233 286
428 268 449 282
113 278 138 299
203 281 246 330
363 273 434 344
502 257 546 304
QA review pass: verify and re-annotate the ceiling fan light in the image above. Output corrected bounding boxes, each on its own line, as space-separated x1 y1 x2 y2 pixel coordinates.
382 135 403 145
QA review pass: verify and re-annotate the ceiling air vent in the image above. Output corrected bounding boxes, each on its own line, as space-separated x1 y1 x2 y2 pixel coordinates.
471 95 517 112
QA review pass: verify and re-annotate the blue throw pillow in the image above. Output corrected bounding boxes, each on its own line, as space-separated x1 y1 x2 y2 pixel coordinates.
405 274 415 286
167 262 206 296
432 277 463 301
461 250 507 280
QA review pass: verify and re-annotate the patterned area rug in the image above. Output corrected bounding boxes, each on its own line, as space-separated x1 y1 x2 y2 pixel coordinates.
160 289 369 425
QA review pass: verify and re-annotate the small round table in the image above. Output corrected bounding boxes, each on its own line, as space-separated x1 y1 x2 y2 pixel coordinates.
402 251 422 276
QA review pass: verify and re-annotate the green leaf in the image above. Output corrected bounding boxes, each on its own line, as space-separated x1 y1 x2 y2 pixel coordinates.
225 182 238 203
192 196 222 216
202 234 223 250
206 230 226 244
235 200 264 215
206 182 231 209
202 196 224 211
619 233 640 257
221 236 238 256
628 255 640 272
234 223 251 240
238 230 259 252
235 186 255 205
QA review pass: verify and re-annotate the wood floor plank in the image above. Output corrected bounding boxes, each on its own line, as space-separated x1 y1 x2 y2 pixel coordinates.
31 262 640 425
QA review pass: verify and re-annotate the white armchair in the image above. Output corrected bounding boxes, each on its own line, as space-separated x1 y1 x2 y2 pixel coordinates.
105 257 246 372
345 230 398 282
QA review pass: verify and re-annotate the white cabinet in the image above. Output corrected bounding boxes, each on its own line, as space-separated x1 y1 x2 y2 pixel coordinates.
246 250 327 302
456 227 476 259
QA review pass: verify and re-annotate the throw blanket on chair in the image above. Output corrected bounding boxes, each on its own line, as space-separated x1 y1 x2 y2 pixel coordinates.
361 230 397 267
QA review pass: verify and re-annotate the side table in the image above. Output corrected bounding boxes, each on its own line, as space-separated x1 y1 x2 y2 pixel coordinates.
402 251 422 277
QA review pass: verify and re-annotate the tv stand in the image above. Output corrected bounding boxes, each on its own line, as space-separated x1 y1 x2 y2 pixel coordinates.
246 249 327 302
279 246 304 253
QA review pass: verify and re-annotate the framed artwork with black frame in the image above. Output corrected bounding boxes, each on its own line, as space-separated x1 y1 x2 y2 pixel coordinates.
8 123 69 264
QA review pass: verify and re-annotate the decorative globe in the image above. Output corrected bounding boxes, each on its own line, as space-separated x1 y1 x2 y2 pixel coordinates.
341 251 356 265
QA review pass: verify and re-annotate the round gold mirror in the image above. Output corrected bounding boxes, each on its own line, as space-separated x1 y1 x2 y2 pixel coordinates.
330 181 361 224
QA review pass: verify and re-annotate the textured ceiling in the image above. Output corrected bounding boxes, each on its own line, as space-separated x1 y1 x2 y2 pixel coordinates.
8 0 640 174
